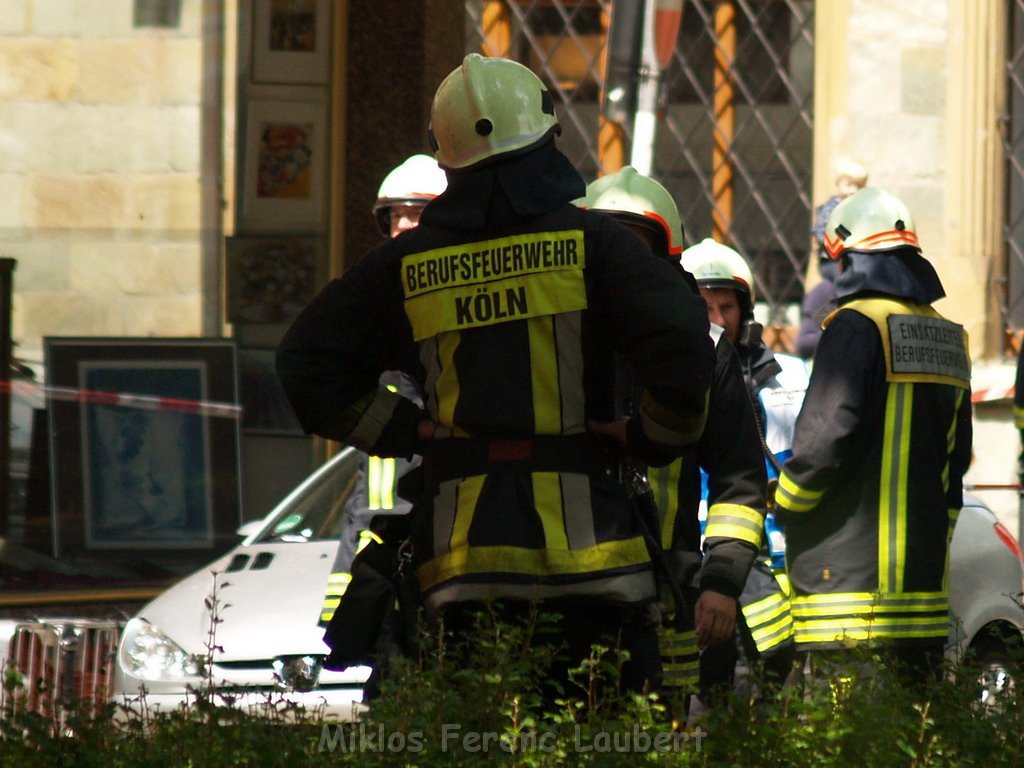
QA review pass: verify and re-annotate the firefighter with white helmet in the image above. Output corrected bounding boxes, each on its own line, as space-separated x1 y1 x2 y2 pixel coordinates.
776 187 972 684
681 237 808 693
278 54 716 702
581 167 767 711
371 154 448 238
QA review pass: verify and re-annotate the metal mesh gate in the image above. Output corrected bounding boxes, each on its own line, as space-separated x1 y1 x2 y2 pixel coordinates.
464 0 814 344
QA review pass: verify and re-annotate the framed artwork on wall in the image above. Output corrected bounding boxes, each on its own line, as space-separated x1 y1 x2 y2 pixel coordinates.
241 99 328 231
252 0 332 85
45 338 243 568
225 234 323 324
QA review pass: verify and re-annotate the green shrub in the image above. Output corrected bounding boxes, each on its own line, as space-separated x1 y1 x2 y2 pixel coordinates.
2 614 1024 767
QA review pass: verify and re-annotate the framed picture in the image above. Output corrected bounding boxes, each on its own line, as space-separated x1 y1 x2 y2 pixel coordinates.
252 0 332 85
226 235 323 324
241 99 328 231
45 338 243 566
237 348 304 435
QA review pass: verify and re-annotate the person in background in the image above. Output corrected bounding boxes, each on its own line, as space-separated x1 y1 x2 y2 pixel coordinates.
278 54 716 704
775 187 972 686
682 239 807 695
797 159 869 360
579 167 767 717
318 153 447 630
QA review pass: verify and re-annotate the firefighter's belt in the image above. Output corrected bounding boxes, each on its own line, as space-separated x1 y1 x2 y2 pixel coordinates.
422 434 618 486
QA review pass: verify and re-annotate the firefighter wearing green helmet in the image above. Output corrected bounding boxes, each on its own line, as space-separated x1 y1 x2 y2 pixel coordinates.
277 54 716 702
580 166 768 714
775 187 972 684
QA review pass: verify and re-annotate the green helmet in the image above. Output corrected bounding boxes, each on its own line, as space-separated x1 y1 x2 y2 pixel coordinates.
579 166 684 257
680 238 755 316
823 187 920 259
372 154 447 237
428 54 560 170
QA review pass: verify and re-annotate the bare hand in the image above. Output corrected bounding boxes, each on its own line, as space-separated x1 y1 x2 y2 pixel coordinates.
586 416 629 447
694 590 737 649
417 419 438 442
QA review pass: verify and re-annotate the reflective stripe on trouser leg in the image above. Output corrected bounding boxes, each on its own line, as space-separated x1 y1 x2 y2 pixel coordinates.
319 571 352 625
659 625 699 693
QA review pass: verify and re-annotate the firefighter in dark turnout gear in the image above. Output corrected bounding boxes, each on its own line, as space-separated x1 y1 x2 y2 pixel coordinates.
318 156 445 628
774 187 972 680
682 240 803 693
277 54 716 698
579 168 767 704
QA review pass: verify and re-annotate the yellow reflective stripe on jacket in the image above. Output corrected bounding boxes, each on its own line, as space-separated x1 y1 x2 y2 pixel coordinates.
450 475 486 551
742 591 794 653
775 471 824 512
319 571 353 623
1016 404 1024 430
791 591 948 645
658 626 699 691
416 536 652 592
529 314 561 433
357 528 383 554
942 388 965 494
704 503 763 547
402 231 587 340
435 331 462 431
533 473 570 551
648 460 682 549
878 382 912 593
367 456 397 510
791 592 948 615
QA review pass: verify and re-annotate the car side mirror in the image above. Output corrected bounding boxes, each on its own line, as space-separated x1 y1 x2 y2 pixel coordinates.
235 520 264 538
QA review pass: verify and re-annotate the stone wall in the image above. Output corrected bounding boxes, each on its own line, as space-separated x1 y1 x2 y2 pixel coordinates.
819 0 999 352
0 1 208 354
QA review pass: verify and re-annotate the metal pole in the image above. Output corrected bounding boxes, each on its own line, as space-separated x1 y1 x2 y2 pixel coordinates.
0 258 16 537
711 0 736 242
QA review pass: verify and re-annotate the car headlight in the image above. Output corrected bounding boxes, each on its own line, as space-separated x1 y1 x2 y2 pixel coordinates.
119 618 202 681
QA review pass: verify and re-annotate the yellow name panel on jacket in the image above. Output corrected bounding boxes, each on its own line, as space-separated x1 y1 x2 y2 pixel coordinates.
825 298 970 389
402 231 587 340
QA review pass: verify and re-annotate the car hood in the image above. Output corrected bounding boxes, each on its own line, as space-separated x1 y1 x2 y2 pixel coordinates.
137 540 339 662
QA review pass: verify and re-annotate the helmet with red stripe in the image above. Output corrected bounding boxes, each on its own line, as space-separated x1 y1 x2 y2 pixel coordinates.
578 166 684 258
823 187 920 259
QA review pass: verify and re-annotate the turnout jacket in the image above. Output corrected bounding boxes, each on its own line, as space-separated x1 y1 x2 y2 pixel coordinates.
278 142 715 617
774 251 972 650
650 327 767 691
649 328 766 597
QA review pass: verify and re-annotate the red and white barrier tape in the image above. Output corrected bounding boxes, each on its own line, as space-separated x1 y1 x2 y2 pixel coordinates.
0 379 242 419
972 384 1015 404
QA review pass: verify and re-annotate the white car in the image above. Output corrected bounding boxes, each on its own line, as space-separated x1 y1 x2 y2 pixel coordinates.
105 451 1024 716
111 446 372 722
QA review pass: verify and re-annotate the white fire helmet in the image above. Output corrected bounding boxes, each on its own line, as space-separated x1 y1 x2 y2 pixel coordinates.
372 154 448 237
579 166 684 257
823 187 921 260
428 54 560 170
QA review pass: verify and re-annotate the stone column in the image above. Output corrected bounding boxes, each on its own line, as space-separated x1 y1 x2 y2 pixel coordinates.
944 0 1006 357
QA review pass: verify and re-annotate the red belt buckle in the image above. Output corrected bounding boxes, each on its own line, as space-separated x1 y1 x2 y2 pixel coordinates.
488 439 533 462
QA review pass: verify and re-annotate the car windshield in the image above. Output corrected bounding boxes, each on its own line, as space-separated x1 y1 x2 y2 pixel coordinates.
251 447 362 544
